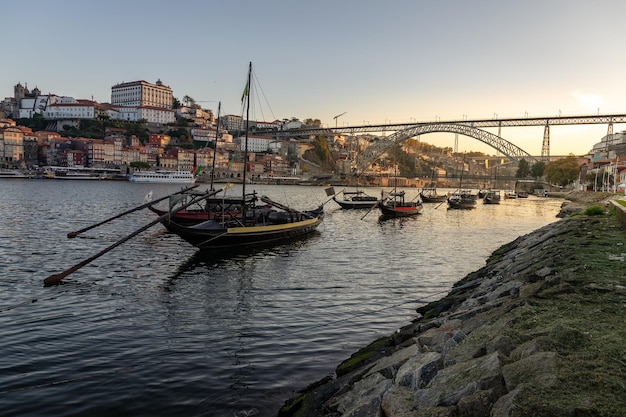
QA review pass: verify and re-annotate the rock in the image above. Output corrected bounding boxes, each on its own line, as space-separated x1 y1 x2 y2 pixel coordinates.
327 373 392 417
380 385 415 417
394 351 442 389
413 352 505 408
491 385 524 417
501 351 558 391
366 344 419 380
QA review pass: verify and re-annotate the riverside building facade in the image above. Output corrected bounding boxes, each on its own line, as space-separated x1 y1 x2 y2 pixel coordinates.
110 79 173 109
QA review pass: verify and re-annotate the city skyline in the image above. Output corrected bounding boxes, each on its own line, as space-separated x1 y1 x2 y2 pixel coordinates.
5 0 626 156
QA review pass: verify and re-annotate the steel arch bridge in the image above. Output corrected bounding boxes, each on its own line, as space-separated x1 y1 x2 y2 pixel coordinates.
353 123 538 175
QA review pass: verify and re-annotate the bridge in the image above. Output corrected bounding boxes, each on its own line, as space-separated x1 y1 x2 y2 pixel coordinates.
256 113 625 175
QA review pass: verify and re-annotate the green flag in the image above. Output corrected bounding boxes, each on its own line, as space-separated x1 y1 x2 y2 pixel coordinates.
241 80 249 103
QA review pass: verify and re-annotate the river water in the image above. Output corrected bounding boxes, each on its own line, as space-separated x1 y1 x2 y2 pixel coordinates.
0 180 562 416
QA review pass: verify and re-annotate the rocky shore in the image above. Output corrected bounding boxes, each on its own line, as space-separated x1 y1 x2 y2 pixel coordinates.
280 193 626 417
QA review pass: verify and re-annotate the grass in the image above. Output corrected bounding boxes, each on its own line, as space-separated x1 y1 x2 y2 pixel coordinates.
507 214 626 416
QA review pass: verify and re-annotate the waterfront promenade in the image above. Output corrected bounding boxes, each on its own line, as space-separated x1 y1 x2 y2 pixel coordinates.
281 193 626 417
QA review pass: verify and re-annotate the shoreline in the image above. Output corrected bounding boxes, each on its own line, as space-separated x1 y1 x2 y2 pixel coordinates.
280 193 626 417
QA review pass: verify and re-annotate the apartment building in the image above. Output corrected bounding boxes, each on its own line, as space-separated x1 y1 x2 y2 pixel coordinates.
111 79 173 109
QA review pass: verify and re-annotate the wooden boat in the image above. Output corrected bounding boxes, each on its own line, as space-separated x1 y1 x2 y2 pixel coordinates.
483 189 501 204
333 189 378 209
160 193 323 249
157 63 324 250
447 190 477 210
420 169 446 203
447 159 476 210
419 187 447 203
379 190 423 218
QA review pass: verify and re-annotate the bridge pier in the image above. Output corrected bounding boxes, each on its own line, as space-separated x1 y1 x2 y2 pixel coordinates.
541 123 550 161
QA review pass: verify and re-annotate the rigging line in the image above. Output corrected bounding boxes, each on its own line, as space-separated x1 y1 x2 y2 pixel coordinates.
251 69 276 122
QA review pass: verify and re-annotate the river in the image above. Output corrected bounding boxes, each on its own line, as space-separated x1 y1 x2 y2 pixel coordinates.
0 180 562 416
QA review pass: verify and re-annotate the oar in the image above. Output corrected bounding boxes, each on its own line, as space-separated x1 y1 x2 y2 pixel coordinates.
43 187 225 287
67 184 200 238
435 192 452 209
360 201 380 220
260 195 315 218
321 188 343 206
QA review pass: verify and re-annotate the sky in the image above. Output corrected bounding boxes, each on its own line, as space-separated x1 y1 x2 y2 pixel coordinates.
4 0 626 156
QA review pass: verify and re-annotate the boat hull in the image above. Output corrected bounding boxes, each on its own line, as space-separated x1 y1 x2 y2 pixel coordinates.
419 193 447 203
162 215 323 249
379 203 423 218
419 189 447 203
447 197 477 210
333 196 378 209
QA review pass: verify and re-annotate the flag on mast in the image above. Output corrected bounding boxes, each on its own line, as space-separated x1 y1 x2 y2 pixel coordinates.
241 79 249 103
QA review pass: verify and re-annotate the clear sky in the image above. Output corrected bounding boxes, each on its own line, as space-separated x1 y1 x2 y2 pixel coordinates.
4 0 625 156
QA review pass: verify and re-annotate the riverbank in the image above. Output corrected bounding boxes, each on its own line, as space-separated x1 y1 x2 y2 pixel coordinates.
280 192 626 417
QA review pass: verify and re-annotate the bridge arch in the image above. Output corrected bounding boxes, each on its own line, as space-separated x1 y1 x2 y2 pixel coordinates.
353 123 538 175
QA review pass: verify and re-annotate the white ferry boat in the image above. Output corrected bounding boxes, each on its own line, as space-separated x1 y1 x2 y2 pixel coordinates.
0 169 28 179
128 170 196 184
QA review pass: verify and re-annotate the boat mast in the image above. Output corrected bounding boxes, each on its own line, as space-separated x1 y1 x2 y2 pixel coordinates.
242 62 252 199
209 101 221 191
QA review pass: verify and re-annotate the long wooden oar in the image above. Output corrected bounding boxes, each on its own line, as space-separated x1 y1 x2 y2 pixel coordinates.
43 187 224 286
360 201 380 220
260 195 314 218
67 184 200 238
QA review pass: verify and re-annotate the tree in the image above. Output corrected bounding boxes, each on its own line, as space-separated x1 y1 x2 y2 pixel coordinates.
130 161 151 169
303 118 321 127
544 156 579 187
516 158 530 178
530 161 545 178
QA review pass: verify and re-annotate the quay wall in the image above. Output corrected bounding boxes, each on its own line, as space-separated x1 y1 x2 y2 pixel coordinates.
280 193 626 417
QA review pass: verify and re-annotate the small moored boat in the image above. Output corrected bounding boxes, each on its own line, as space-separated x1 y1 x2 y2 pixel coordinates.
447 190 477 210
483 189 501 204
333 189 378 209
379 190 423 218
419 187 447 203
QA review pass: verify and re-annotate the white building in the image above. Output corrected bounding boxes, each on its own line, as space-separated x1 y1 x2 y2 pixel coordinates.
44 101 96 120
108 106 138 122
239 135 273 152
137 106 175 124
111 79 173 109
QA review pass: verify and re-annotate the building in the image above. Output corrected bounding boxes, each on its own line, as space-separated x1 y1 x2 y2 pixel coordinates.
221 115 245 132
0 125 26 167
176 106 214 126
591 131 626 160
111 79 173 109
137 105 175 124
239 135 273 153
44 101 98 120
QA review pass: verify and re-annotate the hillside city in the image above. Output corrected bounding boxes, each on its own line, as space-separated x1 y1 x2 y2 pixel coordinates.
1 79 625 190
